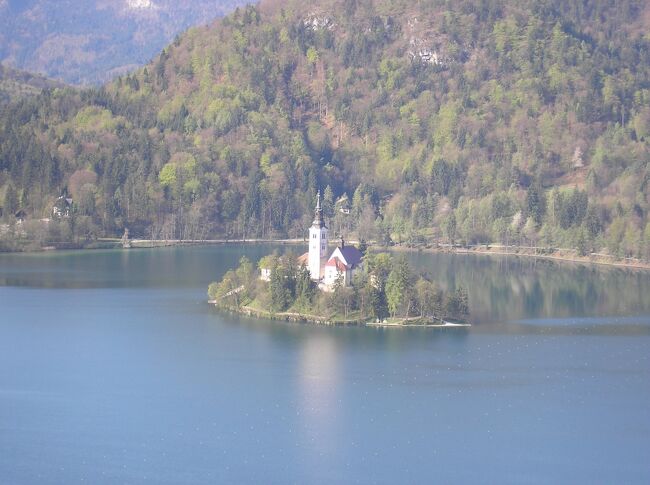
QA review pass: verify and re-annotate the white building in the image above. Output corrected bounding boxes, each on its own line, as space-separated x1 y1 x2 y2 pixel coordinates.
323 241 363 287
259 192 364 290
308 190 328 281
52 195 73 218
305 191 363 289
260 267 272 281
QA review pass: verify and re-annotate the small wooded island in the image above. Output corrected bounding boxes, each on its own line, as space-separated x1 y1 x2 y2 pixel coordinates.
209 192 469 326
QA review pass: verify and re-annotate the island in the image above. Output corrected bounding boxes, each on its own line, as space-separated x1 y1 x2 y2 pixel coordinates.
208 192 469 327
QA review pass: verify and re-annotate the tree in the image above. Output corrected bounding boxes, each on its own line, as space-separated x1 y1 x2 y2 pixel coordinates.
367 284 388 321
207 282 220 301
366 252 393 289
385 257 413 317
576 226 590 256
295 265 315 309
235 256 255 299
415 277 439 318
322 185 335 220
526 182 546 226
270 266 292 311
606 217 626 257
358 238 368 255
77 184 97 217
3 184 18 219
445 286 469 321
331 283 354 318
212 270 243 307
269 255 297 311
445 212 457 246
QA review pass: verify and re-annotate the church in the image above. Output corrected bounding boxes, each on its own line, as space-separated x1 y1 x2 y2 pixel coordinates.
300 191 363 290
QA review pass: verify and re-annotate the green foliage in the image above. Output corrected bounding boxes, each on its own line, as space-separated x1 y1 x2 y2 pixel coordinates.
415 278 444 320
158 164 177 188
445 287 469 322
526 182 546 226
73 107 127 133
445 213 457 245
210 248 470 323
295 265 316 309
270 255 297 311
1 0 648 260
3 184 18 217
385 257 414 317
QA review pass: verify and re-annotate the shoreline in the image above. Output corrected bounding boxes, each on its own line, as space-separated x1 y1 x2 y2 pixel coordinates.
2 236 648 271
210 301 470 328
128 238 304 248
386 244 650 271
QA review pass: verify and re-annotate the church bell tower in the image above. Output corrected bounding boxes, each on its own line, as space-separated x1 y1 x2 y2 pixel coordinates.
308 190 328 280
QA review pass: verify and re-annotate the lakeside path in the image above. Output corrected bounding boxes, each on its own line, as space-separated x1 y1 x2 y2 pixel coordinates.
128 238 304 247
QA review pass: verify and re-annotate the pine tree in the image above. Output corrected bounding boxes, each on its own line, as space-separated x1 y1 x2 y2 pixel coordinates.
322 185 334 220
3 184 18 219
295 265 315 308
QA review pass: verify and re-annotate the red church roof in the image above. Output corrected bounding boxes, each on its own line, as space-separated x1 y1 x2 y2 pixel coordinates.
326 257 348 272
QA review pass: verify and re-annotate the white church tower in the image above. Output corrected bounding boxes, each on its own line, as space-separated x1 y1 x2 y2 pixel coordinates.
308 190 328 281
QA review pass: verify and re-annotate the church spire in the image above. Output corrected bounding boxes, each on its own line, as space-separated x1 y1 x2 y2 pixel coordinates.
312 190 326 228
308 189 328 281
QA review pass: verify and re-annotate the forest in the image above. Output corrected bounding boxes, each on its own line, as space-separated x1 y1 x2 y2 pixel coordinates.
0 0 649 259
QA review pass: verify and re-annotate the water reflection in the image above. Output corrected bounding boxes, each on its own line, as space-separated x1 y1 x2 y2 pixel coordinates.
1 246 649 325
407 252 650 324
1 247 649 483
298 333 341 460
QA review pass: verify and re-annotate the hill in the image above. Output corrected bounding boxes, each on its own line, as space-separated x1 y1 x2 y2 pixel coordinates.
1 0 649 260
0 64 64 103
0 0 247 85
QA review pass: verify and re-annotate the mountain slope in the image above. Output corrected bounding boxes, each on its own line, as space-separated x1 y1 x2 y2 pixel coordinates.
0 64 64 103
1 0 649 259
0 0 247 84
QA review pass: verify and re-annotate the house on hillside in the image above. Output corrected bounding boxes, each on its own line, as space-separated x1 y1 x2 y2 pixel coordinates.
14 209 26 223
52 195 73 218
335 194 351 214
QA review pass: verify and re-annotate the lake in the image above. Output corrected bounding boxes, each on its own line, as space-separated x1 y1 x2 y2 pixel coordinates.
1 245 649 484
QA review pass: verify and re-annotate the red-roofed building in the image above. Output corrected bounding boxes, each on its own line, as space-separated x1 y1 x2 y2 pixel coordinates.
264 192 364 290
323 237 363 288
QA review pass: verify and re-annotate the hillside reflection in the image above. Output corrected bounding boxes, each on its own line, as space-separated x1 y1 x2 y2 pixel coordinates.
406 253 650 324
1 246 648 325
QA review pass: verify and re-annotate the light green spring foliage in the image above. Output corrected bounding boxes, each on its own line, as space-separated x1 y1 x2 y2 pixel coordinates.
0 0 648 258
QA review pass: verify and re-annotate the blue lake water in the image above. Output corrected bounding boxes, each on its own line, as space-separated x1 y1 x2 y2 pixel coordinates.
1 245 649 484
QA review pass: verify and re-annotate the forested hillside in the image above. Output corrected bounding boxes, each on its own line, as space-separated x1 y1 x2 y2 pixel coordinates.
0 64 63 104
1 0 649 259
0 0 246 84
